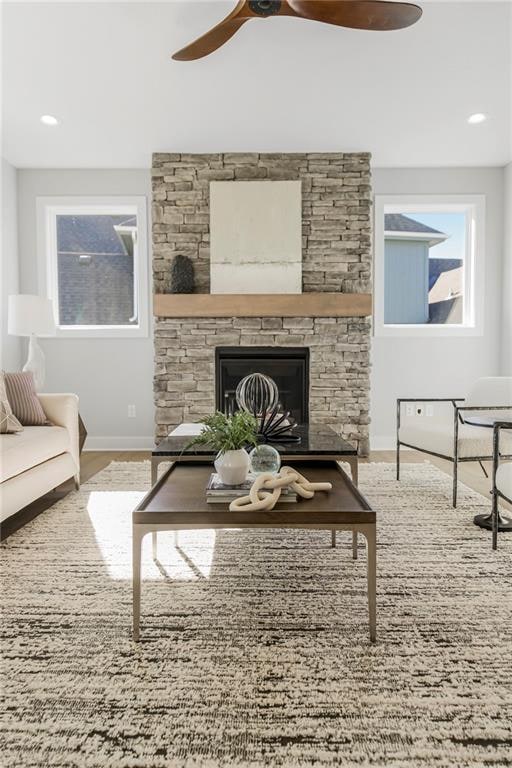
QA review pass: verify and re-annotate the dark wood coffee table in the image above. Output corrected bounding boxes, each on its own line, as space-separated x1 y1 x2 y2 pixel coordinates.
132 460 376 643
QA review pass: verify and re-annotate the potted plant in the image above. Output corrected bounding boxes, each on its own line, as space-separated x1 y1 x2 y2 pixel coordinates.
187 411 258 485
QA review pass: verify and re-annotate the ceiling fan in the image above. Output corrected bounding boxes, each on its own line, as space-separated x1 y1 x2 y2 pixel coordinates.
172 0 422 61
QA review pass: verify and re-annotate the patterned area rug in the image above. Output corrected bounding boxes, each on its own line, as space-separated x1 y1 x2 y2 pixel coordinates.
1 461 511 768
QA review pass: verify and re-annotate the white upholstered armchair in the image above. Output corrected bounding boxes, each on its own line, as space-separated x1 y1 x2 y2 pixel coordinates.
396 377 512 508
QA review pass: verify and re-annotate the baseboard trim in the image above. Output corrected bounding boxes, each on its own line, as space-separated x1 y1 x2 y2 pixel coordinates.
84 436 154 451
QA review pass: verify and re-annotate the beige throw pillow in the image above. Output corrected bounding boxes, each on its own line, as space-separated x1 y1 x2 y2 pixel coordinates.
0 372 23 433
4 371 49 426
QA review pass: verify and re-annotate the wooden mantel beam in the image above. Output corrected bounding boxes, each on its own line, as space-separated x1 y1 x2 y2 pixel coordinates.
154 293 372 318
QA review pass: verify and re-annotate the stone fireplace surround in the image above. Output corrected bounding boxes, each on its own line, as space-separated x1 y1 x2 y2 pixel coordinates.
152 152 372 455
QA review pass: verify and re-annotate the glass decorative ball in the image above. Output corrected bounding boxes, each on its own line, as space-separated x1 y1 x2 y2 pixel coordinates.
236 373 279 417
249 444 281 475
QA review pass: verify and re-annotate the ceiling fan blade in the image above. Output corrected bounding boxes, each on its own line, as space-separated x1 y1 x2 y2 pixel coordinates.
172 0 418 61
173 1 302 61
172 1 251 61
288 0 422 31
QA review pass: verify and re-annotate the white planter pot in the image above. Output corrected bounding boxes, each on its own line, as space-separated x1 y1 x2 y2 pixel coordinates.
214 449 250 486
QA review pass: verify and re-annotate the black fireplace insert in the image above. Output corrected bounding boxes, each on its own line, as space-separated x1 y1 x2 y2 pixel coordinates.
215 346 309 424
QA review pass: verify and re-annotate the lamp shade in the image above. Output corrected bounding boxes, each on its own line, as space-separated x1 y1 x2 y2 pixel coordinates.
8 294 56 337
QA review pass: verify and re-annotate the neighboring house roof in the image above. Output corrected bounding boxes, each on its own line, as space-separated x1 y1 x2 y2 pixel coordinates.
428 295 463 324
384 213 443 235
57 214 135 255
429 265 463 304
428 258 463 291
384 213 448 248
116 216 137 228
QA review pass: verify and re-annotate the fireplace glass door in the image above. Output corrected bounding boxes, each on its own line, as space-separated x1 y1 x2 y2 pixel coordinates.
215 347 309 424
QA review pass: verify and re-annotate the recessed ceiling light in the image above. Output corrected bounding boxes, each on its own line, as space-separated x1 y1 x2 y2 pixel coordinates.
40 114 60 126
467 113 487 125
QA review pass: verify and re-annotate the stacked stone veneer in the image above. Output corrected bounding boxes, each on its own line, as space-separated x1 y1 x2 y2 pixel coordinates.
152 152 372 454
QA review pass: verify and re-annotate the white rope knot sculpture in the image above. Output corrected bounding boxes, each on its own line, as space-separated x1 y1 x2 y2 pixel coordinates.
229 466 332 512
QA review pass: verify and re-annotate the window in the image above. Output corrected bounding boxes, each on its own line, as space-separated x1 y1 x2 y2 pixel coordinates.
37 196 148 337
374 195 485 337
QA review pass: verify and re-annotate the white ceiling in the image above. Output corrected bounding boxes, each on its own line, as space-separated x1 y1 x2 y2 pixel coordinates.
2 1 511 168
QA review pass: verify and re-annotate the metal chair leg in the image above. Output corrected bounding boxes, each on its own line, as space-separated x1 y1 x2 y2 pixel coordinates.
452 411 459 508
396 400 401 481
492 491 498 550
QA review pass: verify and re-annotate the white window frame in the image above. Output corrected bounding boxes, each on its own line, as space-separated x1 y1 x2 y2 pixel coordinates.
373 194 485 338
37 195 149 338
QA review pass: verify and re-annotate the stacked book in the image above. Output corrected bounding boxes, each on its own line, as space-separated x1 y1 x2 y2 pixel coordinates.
206 473 297 504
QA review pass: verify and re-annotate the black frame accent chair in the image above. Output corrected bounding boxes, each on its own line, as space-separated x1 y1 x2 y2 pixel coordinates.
396 377 512 508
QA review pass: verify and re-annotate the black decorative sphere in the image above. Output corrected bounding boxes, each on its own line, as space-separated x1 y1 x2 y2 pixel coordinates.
169 254 195 294
249 0 281 17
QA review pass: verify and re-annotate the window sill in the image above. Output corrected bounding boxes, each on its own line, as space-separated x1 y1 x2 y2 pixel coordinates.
51 325 149 339
374 323 484 338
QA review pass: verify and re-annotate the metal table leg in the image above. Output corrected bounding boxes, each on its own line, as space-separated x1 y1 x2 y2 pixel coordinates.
132 525 145 642
151 457 159 486
347 455 358 486
360 524 376 643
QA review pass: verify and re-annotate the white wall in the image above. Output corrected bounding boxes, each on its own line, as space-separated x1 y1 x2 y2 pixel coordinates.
502 162 512 375
1 158 22 370
15 164 508 451
16 169 154 449
371 167 505 448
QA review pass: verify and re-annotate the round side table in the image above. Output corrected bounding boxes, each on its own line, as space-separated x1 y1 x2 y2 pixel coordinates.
464 415 512 532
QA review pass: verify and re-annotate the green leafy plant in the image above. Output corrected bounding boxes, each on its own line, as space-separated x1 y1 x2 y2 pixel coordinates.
186 411 258 455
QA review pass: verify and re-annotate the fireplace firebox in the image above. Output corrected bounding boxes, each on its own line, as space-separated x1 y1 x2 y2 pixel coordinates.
215 347 309 423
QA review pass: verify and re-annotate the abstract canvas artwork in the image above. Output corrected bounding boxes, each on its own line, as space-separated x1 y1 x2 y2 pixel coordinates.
210 180 302 294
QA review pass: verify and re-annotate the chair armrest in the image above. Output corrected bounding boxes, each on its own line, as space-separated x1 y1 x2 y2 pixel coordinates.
38 393 80 476
397 398 465 404
456 406 512 412
456 405 512 427
492 421 512 431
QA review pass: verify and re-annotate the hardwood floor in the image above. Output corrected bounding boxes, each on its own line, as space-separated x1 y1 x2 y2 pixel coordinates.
2 449 508 541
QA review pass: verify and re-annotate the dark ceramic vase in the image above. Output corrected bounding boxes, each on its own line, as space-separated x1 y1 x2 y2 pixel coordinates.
169 254 195 293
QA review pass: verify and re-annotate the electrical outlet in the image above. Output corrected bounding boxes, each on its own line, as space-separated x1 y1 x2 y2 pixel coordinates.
127 404 136 418
426 404 434 417
415 404 424 416
405 403 414 417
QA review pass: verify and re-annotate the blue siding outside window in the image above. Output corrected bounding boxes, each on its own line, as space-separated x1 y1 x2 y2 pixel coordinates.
384 239 429 324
